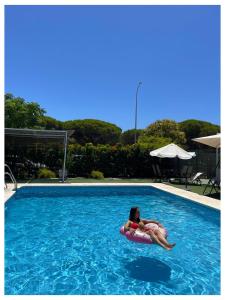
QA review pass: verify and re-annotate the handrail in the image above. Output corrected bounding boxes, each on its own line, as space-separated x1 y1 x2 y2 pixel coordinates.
5 164 17 190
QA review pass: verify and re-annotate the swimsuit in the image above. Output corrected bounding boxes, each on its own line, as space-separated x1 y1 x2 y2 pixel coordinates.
130 222 139 229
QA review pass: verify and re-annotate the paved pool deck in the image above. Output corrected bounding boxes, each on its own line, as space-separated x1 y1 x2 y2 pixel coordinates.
4 182 220 210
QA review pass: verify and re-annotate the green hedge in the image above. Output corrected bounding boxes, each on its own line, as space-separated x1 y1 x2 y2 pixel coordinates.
66 143 154 178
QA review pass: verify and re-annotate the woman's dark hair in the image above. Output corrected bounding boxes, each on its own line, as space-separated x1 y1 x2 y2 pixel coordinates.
129 207 140 223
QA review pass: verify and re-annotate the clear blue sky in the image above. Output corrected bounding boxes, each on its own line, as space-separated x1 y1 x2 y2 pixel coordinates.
5 5 220 131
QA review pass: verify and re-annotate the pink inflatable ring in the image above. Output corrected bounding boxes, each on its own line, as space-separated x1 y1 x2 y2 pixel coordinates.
120 222 168 244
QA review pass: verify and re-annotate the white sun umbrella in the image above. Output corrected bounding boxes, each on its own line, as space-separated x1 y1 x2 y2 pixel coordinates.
150 143 196 189
150 143 196 159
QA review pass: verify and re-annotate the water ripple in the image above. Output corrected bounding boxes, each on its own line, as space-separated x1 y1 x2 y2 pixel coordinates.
5 186 220 295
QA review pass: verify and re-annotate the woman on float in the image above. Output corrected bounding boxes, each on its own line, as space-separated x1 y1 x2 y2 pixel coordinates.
124 207 176 250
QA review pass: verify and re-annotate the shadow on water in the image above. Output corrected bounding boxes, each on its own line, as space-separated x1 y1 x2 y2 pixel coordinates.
124 256 171 283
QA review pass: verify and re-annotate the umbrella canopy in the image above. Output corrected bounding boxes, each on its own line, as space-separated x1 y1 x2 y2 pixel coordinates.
192 133 220 148
150 143 196 160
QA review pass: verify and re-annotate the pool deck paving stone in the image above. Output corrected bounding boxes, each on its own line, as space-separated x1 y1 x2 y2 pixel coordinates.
4 182 220 210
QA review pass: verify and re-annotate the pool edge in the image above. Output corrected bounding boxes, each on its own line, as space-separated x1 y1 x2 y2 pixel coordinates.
4 182 220 210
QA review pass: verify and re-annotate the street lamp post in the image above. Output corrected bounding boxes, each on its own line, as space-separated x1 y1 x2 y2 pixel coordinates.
134 81 142 143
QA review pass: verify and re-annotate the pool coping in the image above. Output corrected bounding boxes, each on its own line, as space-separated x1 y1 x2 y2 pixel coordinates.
4 182 220 210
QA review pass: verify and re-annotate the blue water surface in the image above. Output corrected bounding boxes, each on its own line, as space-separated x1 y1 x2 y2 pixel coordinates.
5 186 220 295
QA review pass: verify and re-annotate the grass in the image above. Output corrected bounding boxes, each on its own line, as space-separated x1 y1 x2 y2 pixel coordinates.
14 177 220 200
27 177 152 183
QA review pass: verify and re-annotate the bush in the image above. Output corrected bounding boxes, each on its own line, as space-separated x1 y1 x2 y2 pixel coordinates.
90 170 104 179
38 168 56 178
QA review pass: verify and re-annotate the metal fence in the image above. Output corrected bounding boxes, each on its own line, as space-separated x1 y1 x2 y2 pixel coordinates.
179 148 217 179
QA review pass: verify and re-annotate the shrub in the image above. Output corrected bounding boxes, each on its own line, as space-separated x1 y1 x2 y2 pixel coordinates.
90 170 104 179
38 168 56 178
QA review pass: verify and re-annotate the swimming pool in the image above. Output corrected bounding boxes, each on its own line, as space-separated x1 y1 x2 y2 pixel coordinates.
5 186 220 295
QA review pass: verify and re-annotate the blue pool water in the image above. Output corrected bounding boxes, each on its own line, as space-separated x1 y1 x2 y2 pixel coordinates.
5 186 220 295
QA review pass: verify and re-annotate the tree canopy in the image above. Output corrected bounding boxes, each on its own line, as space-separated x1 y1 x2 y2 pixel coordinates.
5 93 220 180
138 135 172 149
63 119 122 145
120 129 144 145
141 119 186 147
5 94 46 129
40 116 64 130
179 119 220 146
5 93 220 149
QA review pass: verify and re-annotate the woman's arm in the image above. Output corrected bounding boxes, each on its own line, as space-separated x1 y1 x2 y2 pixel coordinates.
141 219 163 226
124 221 131 232
141 219 159 224
124 221 136 234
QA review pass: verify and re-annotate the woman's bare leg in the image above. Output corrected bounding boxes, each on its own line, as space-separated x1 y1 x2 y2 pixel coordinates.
145 231 171 250
154 230 176 248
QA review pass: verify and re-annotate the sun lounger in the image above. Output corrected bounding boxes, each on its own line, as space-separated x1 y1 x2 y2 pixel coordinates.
189 172 204 185
203 173 220 196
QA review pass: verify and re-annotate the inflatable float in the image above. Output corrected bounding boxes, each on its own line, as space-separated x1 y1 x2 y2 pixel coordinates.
120 222 168 244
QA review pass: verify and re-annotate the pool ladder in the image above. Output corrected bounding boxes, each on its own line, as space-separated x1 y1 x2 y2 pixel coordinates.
5 164 17 190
